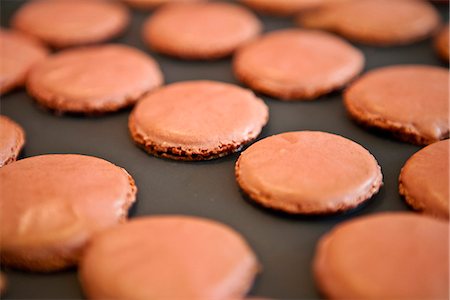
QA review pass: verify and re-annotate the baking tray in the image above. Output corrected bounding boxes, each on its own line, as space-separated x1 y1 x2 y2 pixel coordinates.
1 1 448 299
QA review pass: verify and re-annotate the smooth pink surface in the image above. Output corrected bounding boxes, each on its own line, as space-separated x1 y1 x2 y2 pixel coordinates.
143 2 261 58
345 65 449 143
400 139 449 219
28 44 163 111
80 216 259 300
234 29 364 99
314 213 449 299
0 29 48 94
131 81 268 151
299 0 440 45
12 0 130 47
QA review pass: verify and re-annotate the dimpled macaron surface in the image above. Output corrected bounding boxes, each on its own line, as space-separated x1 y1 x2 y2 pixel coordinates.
0 154 136 271
0 0 449 299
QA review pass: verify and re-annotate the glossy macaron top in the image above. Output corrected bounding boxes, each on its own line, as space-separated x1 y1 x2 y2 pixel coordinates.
0 154 137 271
129 80 268 160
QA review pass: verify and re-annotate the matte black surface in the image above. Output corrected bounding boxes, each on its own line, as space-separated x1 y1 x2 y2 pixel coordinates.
1 1 448 299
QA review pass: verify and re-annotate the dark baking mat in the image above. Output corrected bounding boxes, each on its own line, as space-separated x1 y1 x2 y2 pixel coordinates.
1 1 448 299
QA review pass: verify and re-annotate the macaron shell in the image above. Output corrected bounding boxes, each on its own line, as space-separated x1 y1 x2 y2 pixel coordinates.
297 0 441 46
142 2 262 59
435 25 449 62
80 216 259 300
11 0 130 48
399 139 449 219
123 0 206 10
0 154 137 271
0 273 6 296
240 0 323 16
344 65 449 145
0 116 25 167
0 29 48 95
233 29 364 100
235 131 382 214
27 44 163 114
314 213 449 299
129 80 268 160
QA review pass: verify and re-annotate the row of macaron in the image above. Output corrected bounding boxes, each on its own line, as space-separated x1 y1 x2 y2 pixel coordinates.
2 1 449 221
5 0 449 51
2 103 449 218
0 148 448 299
2 0 449 96
3 0 450 83
2 25 449 146
2 0 449 146
1 1 448 298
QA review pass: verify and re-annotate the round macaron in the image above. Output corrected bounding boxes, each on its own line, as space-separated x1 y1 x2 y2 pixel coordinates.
0 116 25 167
296 0 441 46
240 0 322 16
233 29 364 100
129 80 268 160
235 131 383 214
344 65 449 145
314 213 449 299
123 0 205 10
0 154 137 271
80 216 260 299
0 29 48 95
11 0 130 48
435 24 449 62
27 44 163 115
399 139 449 220
142 2 262 60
